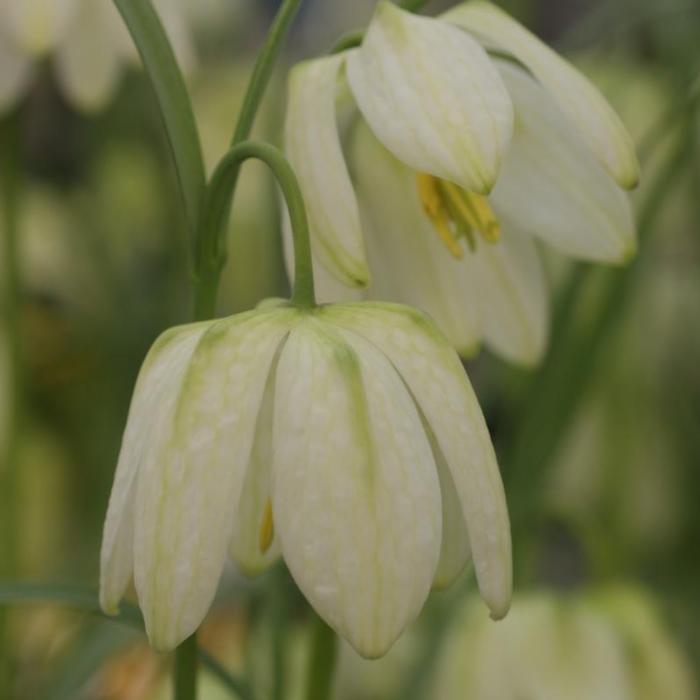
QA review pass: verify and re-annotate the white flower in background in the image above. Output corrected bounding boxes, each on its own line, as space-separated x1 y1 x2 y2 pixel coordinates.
0 0 196 112
100 301 511 657
285 1 639 365
431 587 696 700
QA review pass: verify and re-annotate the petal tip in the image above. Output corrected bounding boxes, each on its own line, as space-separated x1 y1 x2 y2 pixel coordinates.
487 594 512 621
619 237 638 264
456 341 482 360
618 168 640 191
100 599 120 617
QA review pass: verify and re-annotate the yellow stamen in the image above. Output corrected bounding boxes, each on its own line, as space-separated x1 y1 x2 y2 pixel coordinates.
416 174 464 259
259 499 274 553
440 181 501 243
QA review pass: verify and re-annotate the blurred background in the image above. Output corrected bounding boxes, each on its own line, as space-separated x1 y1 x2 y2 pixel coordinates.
0 0 698 698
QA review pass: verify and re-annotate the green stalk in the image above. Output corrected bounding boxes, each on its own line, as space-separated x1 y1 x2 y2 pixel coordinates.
174 634 199 700
192 0 303 319
0 110 23 695
112 0 206 245
199 141 315 315
303 614 337 700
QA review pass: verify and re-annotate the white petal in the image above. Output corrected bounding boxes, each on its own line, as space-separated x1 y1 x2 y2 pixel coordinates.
133 308 296 650
431 431 472 589
273 317 442 657
0 36 32 111
444 1 639 189
346 1 512 194
350 121 483 356
491 62 636 263
228 354 281 576
54 0 123 112
100 321 211 616
3 0 77 56
469 228 549 366
321 303 511 619
284 55 369 287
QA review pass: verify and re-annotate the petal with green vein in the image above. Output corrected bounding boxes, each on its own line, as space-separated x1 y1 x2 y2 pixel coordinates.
100 320 212 617
285 54 369 287
346 1 512 194
491 61 636 263
272 317 441 658
444 0 640 189
133 308 296 651
321 302 512 620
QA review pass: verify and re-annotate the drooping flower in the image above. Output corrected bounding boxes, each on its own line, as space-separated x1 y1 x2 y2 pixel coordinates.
430 587 697 700
100 300 511 658
0 0 196 112
284 1 639 365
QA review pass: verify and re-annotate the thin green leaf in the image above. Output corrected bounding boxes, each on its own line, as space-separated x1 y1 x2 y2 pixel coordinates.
113 0 206 242
0 582 252 699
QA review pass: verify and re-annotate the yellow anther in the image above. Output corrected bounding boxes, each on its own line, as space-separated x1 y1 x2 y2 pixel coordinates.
439 181 501 244
259 499 274 553
416 174 464 259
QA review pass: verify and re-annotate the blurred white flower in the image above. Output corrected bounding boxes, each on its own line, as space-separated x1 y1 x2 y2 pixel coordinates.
284 1 638 365
432 587 696 700
100 301 511 657
0 0 195 112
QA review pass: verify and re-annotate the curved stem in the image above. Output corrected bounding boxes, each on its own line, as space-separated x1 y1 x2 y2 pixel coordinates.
200 141 315 312
304 613 337 700
113 0 206 243
330 29 364 54
174 634 198 700
191 0 303 319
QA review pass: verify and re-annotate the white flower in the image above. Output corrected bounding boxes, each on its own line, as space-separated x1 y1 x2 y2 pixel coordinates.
100 301 511 658
284 1 639 365
0 0 195 112
431 587 697 700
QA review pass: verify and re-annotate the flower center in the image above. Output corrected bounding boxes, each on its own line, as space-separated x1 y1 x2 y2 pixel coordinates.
259 499 274 553
416 174 501 259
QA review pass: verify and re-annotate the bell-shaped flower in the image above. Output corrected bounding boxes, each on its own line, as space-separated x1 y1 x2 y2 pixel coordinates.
284 1 639 365
431 587 696 700
100 300 511 658
0 0 195 112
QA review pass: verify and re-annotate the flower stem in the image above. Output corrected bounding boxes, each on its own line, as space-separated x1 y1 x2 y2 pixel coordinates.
0 109 24 694
191 0 303 319
200 141 315 311
304 613 337 700
174 633 198 700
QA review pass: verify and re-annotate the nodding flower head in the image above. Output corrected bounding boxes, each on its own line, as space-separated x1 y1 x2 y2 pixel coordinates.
100 300 511 658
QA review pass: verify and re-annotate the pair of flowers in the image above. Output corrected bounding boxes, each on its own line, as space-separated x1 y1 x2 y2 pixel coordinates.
101 1 638 658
